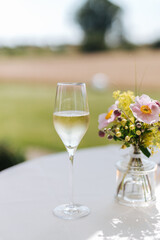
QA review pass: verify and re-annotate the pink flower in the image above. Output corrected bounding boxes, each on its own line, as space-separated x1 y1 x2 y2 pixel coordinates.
130 94 160 124
98 102 119 129
155 101 160 108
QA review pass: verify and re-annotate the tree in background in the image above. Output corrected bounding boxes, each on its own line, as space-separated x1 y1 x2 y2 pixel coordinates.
76 0 120 52
151 40 160 49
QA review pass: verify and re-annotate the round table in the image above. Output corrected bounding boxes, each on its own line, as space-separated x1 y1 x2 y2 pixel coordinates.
0 145 160 240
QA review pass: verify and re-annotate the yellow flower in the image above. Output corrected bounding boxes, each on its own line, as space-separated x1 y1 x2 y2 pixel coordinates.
113 90 121 100
130 117 135 123
115 127 120 132
125 126 128 129
130 124 135 130
113 91 135 117
151 123 160 149
121 144 127 149
151 148 154 155
125 136 130 141
116 132 121 137
143 131 154 147
136 130 141 135
122 119 127 124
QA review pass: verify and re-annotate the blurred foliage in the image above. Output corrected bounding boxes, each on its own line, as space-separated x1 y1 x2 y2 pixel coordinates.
0 45 69 57
0 44 153 57
120 39 137 51
76 0 120 52
0 142 25 171
151 40 160 49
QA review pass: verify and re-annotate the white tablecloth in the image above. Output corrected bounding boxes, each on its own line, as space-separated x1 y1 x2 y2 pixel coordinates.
0 145 160 240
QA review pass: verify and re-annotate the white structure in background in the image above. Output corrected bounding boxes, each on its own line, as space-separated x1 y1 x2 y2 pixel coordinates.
91 73 109 91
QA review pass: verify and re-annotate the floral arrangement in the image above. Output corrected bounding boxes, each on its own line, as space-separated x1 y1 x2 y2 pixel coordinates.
98 91 160 158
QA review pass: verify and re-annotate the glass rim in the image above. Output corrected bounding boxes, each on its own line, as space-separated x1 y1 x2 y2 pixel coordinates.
57 82 86 86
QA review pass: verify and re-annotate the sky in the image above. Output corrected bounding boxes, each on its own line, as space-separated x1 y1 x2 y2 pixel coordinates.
0 0 160 46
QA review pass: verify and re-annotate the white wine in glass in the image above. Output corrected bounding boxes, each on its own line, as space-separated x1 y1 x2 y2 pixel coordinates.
53 83 90 219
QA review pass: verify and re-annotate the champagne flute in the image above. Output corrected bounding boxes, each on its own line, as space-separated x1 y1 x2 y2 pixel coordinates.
53 83 90 220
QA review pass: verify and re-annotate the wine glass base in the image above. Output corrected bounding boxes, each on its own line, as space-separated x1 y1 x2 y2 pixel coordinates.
53 203 90 220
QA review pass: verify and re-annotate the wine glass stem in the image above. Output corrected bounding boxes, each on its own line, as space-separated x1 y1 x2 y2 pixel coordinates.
69 153 74 205
67 146 77 206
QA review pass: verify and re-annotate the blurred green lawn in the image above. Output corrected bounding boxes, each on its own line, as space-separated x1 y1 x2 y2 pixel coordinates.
0 83 113 153
0 83 159 153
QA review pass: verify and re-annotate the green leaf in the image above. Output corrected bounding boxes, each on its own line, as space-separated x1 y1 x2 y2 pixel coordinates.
125 142 130 147
146 130 152 133
113 135 118 141
139 146 151 158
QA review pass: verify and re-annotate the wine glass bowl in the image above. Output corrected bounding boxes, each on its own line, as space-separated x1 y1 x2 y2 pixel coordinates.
53 83 90 219
53 110 89 150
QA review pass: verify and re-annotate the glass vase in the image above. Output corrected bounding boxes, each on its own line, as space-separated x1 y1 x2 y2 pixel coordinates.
116 145 157 207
